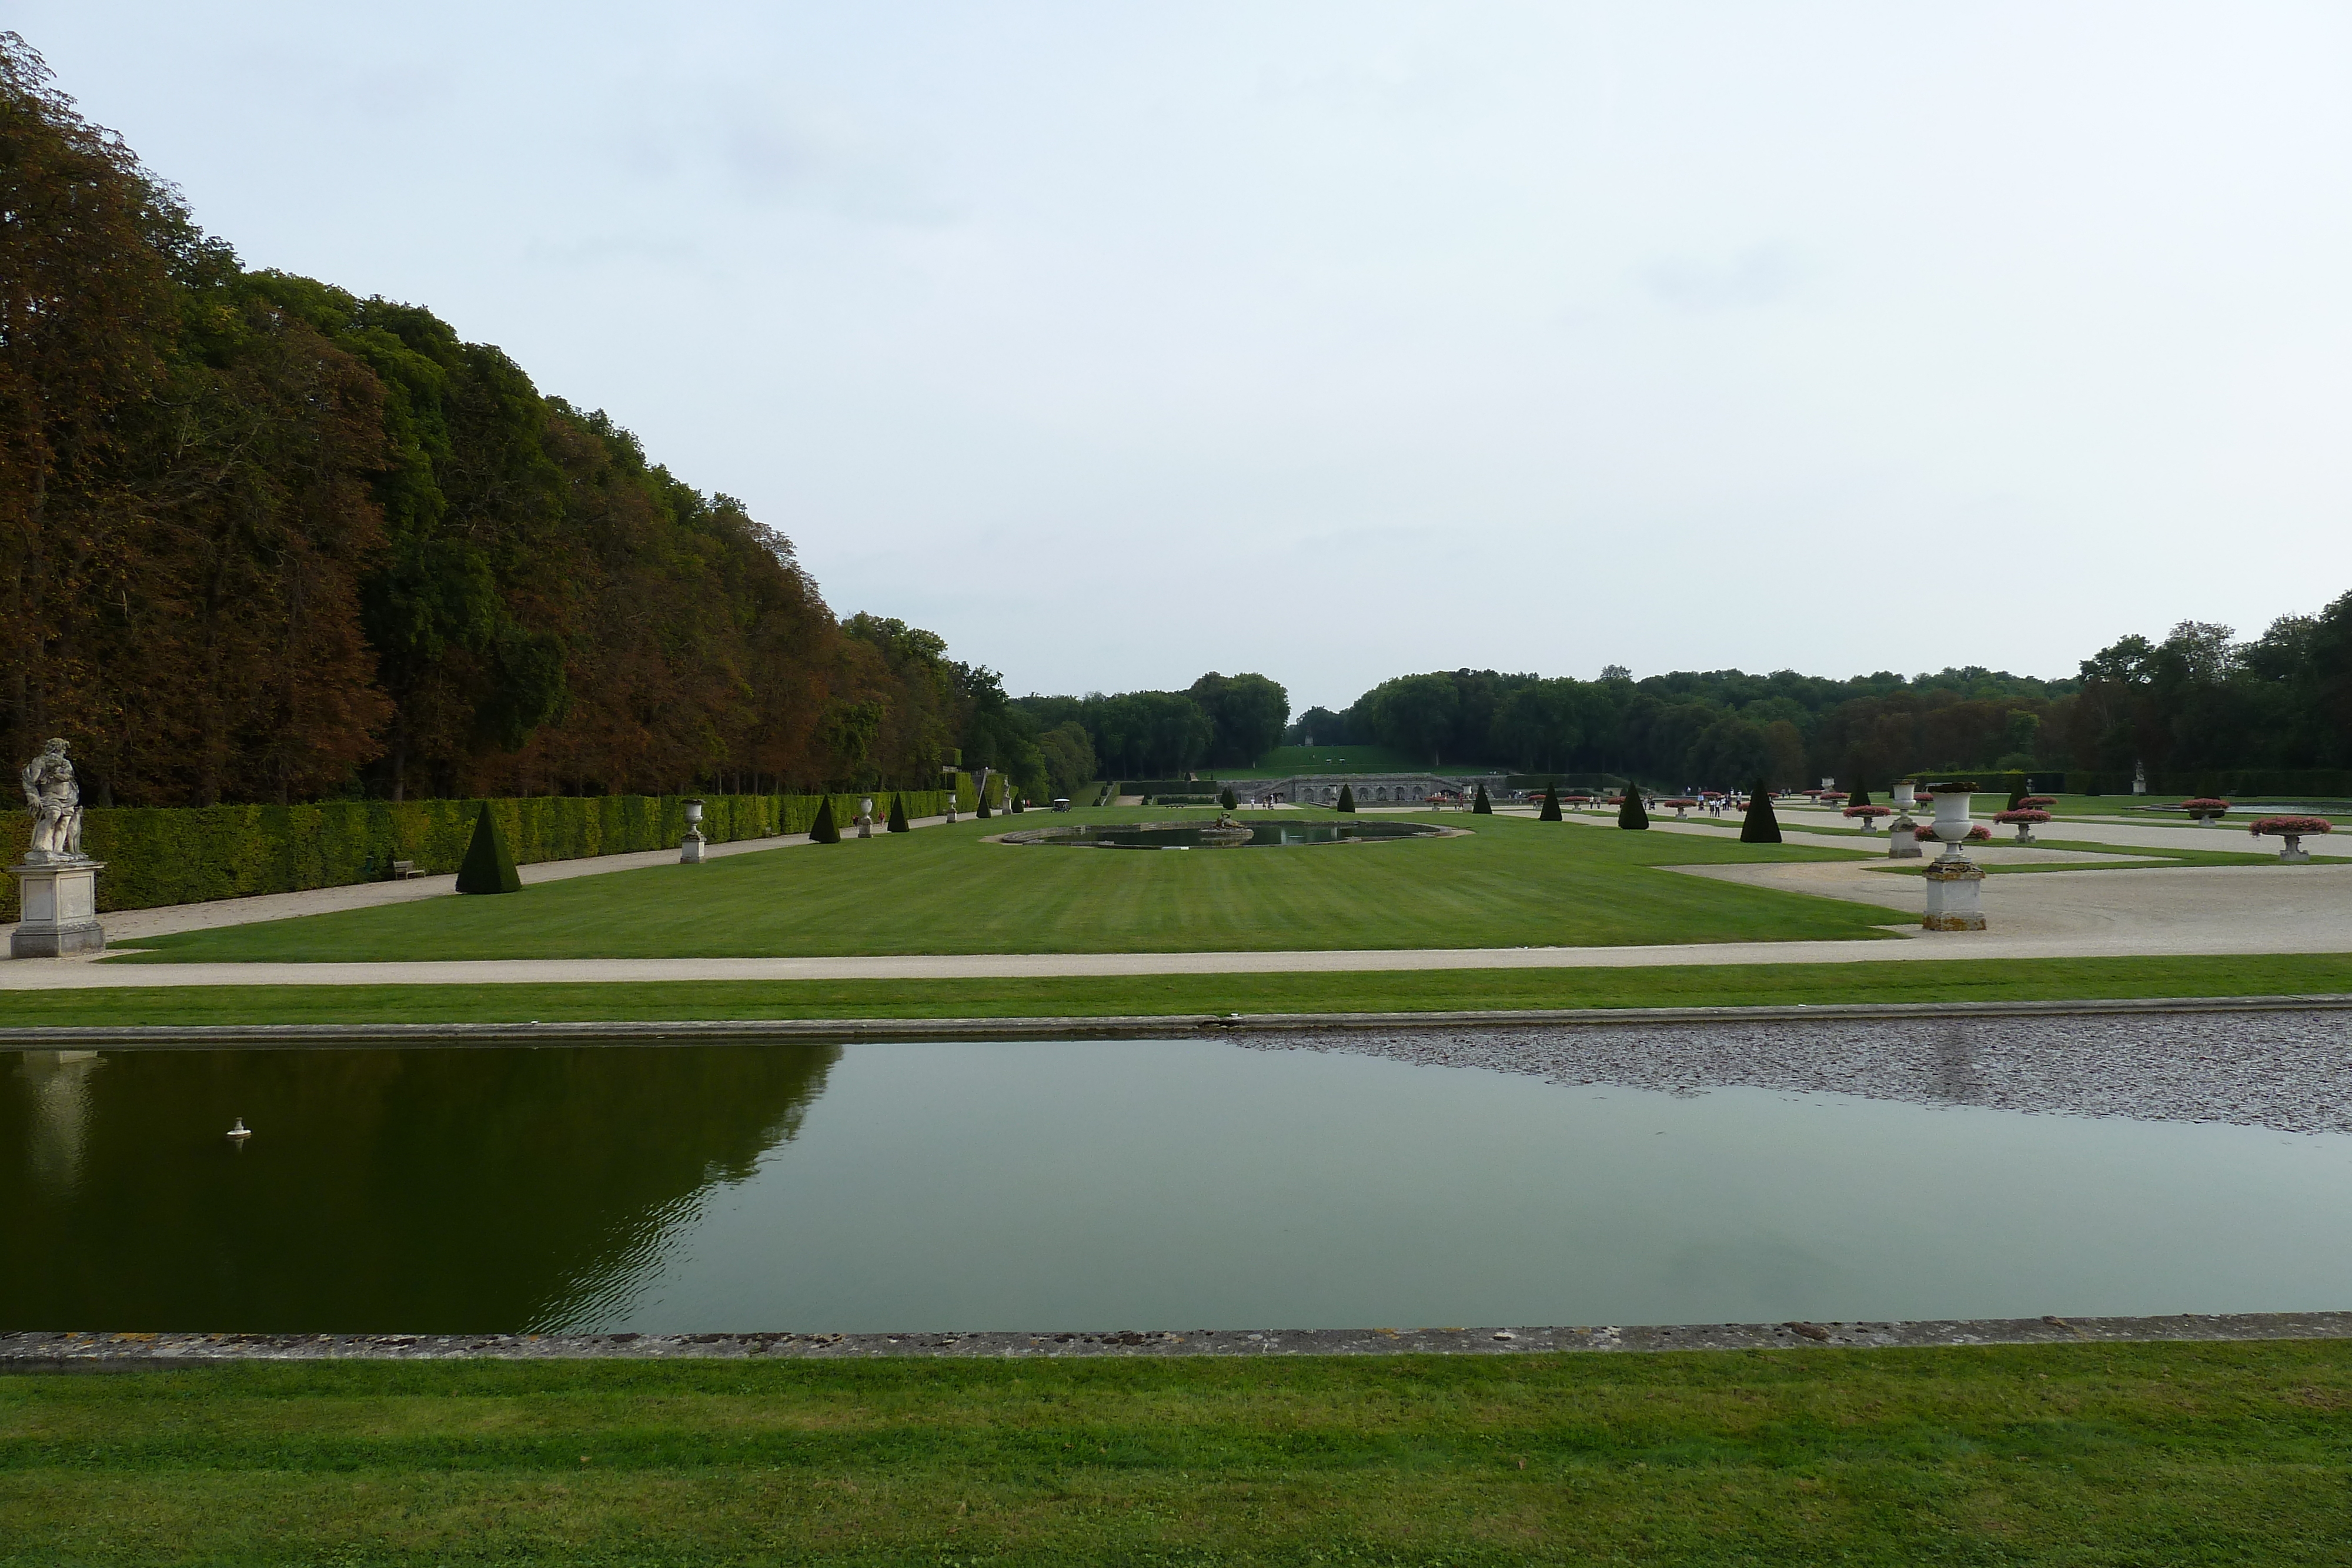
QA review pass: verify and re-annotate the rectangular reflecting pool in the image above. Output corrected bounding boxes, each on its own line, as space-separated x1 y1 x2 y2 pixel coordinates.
9 1037 2351 1333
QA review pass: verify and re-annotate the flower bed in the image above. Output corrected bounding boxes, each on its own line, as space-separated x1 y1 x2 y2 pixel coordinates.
1915 823 1992 842
1842 804 1892 818
2249 815 2332 837
2016 795 2057 809
1993 809 2052 825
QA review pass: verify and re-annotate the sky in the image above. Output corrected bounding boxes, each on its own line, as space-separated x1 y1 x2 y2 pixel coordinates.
19 2 2352 712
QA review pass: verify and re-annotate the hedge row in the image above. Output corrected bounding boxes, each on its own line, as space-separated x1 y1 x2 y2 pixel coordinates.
1 783 966 921
1115 778 1220 795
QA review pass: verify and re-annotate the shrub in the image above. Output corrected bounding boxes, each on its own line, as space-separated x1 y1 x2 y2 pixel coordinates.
1337 785 1356 813
1472 783 1492 814
1849 787 1872 808
1618 788 1649 831
1739 784 1780 844
1538 784 1562 822
454 803 520 895
887 795 910 833
809 797 841 844
1220 787 1239 810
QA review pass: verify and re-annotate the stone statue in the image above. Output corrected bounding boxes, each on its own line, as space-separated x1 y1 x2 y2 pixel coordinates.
21 737 84 863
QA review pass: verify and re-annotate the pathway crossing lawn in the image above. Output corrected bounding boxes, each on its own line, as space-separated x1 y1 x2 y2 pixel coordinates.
117 810 1896 964
4 1343 2348 1564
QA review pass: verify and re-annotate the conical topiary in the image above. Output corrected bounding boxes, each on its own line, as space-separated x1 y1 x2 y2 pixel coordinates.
2007 783 2027 811
887 794 910 832
1740 780 1782 844
1337 784 1357 813
809 797 840 844
977 790 991 820
1618 787 1649 831
1539 783 1561 822
1849 786 1872 809
1472 783 1492 814
1220 786 1238 810
455 803 521 894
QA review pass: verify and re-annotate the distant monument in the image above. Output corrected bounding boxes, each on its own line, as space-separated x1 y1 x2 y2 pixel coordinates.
11 738 106 956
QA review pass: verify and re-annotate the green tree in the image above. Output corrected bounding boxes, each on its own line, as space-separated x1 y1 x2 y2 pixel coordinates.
1188 672 1290 767
1337 784 1356 813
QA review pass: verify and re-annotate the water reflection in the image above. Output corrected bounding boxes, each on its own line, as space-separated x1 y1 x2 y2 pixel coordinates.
15 1051 103 1198
0 1044 837 1333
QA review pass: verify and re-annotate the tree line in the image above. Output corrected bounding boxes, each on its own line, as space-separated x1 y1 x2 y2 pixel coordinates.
1299 598 2352 790
0 34 1021 807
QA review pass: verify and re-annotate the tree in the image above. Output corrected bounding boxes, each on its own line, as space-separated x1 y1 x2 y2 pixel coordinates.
1219 785 1238 809
1189 672 1290 767
1618 787 1648 830
808 797 840 844
1740 781 1782 844
887 794 909 833
1472 783 1491 814
1037 720 1097 800
1337 784 1356 813
1538 783 1561 821
455 803 520 894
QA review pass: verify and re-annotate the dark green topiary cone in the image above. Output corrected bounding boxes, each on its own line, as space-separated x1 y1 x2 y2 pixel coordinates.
1337 784 1356 813
810 797 840 844
1220 786 1238 810
1618 787 1649 830
887 795 910 833
455 803 520 894
1850 786 1872 809
1538 783 1561 821
1740 780 1782 844
1472 783 1492 814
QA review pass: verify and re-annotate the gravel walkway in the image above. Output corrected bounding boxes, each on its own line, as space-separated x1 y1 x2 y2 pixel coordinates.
1239 1007 2352 1135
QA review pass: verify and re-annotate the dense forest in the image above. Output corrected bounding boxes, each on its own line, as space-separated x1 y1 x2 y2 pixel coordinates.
0 34 1031 808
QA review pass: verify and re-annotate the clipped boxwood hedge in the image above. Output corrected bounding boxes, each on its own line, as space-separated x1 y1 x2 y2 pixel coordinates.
1 786 960 921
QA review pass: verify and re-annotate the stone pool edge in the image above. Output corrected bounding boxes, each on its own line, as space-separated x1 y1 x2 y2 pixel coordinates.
8 991 2352 1048
7 1313 2350 1368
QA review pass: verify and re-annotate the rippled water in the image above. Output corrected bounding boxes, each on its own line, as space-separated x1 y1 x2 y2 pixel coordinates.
9 1038 2351 1333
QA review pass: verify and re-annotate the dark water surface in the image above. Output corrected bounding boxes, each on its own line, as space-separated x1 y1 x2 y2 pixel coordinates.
8 1038 2351 1333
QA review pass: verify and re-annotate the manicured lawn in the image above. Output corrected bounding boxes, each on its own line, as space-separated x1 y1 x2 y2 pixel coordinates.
116 809 1896 964
4 1343 2348 1564
14 953 2352 1028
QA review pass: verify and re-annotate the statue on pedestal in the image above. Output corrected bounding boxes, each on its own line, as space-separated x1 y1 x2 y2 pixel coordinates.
21 737 85 862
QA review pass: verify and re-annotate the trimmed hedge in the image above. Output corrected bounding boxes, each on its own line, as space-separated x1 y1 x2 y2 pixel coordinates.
1 788 955 921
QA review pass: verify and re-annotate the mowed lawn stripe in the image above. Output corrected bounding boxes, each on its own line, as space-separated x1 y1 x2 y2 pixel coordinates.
2 1345 2349 1562
13 953 2352 1027
121 810 1895 964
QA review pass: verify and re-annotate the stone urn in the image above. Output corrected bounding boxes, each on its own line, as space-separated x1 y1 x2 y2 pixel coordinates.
1892 781 1917 810
1929 790 1975 855
680 798 707 864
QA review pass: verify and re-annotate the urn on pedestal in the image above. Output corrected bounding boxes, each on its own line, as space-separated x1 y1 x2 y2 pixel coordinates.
1921 785 1986 931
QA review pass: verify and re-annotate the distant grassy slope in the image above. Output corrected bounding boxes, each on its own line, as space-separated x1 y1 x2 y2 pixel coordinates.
120 808 1892 963
4 1343 2349 1564
14 954 2352 1028
1220 744 1507 777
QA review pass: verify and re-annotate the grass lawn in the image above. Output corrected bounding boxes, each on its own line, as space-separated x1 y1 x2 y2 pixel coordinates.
4 1343 2348 1564
116 809 1896 964
14 954 2352 1028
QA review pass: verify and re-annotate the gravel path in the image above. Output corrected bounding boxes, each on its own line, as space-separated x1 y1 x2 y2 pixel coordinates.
1240 1007 2352 1135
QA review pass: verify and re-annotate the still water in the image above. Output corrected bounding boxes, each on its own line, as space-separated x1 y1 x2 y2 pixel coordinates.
8 1039 2351 1333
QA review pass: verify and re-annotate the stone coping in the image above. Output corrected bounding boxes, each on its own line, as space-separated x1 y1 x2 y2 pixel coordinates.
6 1312 2348 1368
6 992 2350 1049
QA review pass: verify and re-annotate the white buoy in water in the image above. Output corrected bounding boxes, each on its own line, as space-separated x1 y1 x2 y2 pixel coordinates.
226 1118 252 1141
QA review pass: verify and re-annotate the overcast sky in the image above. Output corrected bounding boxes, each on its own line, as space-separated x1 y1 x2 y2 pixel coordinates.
21 3 2352 711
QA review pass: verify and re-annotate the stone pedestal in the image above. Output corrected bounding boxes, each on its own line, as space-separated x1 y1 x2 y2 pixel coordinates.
9 858 106 957
2279 835 2311 864
856 815 873 840
1887 815 1922 858
679 831 706 864
1922 854 1986 931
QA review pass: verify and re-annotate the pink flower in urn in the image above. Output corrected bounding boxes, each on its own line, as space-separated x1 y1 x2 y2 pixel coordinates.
1915 823 1990 842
